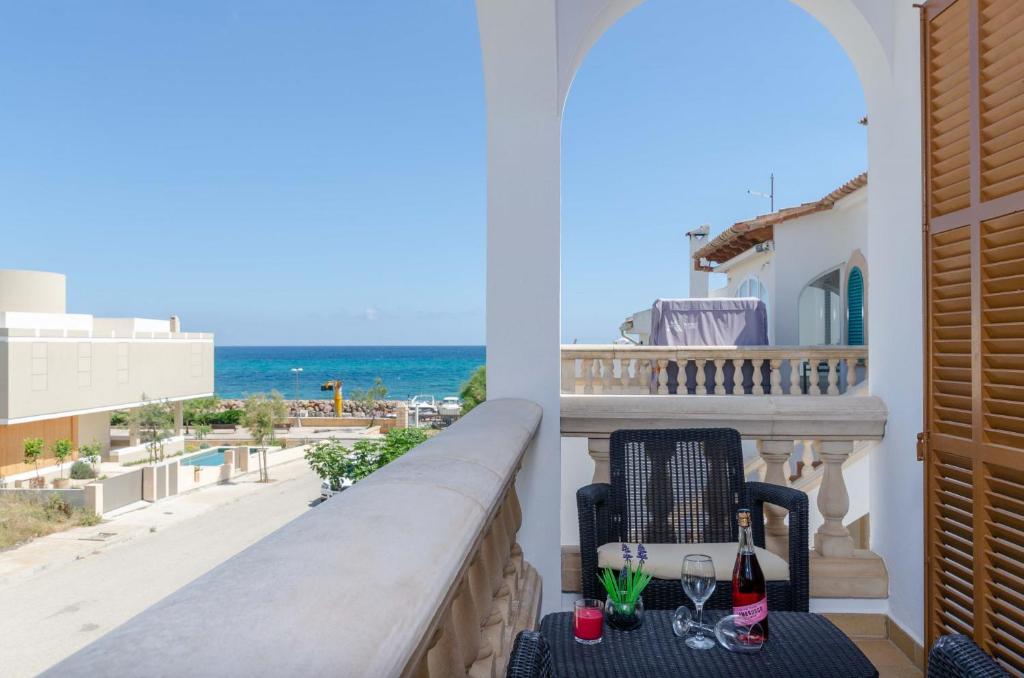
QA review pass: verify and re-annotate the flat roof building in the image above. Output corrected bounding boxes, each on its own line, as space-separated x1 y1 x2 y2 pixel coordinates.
0 270 214 476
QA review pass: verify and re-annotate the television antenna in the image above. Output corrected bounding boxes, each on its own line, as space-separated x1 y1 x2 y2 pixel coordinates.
747 173 775 212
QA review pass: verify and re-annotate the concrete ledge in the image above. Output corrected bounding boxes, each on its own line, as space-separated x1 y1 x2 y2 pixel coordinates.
561 394 888 441
45 399 542 678
810 549 889 598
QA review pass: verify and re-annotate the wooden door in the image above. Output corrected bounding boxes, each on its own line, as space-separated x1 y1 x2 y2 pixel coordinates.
923 0 1024 671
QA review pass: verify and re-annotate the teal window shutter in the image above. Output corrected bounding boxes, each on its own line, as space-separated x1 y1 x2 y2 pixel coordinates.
847 267 864 345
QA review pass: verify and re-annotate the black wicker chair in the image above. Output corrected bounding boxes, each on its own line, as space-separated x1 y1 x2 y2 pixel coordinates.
507 630 554 678
927 635 1008 677
577 428 809 612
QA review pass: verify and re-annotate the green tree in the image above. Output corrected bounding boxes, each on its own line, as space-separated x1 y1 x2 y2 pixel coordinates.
23 438 44 480
52 439 73 479
349 377 388 427
242 391 288 483
459 367 486 415
184 396 220 437
79 441 102 473
304 427 427 489
130 394 175 463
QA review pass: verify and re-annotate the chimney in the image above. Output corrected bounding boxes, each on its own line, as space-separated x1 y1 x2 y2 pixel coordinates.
686 225 710 298
169 315 181 333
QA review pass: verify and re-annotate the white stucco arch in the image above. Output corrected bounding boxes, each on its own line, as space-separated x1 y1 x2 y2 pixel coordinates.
478 0 924 638
556 0 892 116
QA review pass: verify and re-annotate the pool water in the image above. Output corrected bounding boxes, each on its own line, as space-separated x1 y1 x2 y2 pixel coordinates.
181 447 256 467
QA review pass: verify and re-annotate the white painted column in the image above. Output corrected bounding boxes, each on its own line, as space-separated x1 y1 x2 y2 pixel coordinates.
173 401 184 436
128 411 140 447
478 0 562 614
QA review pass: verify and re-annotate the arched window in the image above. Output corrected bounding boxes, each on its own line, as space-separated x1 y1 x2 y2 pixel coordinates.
847 266 865 346
738 276 768 303
799 268 842 345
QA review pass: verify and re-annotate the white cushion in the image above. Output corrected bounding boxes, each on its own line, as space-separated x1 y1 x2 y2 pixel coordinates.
596 542 790 581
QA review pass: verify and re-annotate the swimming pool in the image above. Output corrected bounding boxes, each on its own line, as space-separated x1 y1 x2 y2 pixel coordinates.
180 447 256 467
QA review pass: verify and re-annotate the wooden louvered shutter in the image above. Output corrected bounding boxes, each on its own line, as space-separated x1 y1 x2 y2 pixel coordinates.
847 267 865 346
924 0 1024 672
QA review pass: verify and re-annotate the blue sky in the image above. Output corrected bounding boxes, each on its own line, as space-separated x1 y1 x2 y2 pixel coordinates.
0 1 864 346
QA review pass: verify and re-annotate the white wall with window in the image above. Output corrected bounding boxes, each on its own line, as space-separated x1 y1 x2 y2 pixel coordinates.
798 267 843 345
771 186 867 345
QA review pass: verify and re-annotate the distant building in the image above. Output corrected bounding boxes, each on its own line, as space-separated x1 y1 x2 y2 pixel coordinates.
0 270 214 476
621 173 867 347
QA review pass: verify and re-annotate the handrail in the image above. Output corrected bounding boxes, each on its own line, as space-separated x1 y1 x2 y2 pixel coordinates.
561 344 868 395
47 399 543 678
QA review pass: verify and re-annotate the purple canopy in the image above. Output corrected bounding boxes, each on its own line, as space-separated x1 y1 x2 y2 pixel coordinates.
648 298 768 347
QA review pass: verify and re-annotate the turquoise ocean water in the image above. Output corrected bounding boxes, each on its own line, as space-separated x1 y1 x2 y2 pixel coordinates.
215 346 485 401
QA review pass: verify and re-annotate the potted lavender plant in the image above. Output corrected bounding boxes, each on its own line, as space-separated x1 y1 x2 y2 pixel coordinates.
599 543 653 631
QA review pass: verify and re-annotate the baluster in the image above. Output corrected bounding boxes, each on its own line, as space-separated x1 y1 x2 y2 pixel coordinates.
641 360 653 394
427 606 467 677
814 441 856 558
695 358 707 395
581 358 594 395
732 358 744 394
619 357 631 393
770 359 782 395
826 358 839 395
847 356 859 387
600 358 612 394
560 358 575 394
752 358 764 395
758 440 794 559
713 359 726 395
806 357 821 395
656 359 669 395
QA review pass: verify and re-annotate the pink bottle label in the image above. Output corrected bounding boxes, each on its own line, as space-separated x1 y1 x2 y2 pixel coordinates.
733 598 768 625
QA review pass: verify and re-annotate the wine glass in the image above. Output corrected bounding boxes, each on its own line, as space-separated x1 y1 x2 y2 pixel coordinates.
681 554 717 650
714 614 764 653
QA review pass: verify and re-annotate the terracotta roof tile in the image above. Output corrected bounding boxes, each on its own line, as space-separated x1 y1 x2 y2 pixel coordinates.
692 172 867 271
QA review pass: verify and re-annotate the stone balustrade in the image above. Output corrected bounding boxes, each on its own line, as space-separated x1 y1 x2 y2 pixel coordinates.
561 344 868 396
561 393 889 599
47 399 543 678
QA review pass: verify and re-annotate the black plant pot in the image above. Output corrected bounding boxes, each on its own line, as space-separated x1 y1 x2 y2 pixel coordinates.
605 597 644 631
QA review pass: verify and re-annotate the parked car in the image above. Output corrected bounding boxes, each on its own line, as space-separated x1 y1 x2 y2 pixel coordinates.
320 477 353 501
438 396 462 416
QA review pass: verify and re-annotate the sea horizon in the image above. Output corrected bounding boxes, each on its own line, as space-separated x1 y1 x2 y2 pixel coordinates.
214 345 485 402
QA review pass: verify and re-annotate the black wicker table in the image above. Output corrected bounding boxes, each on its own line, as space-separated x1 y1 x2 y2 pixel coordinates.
539 610 878 677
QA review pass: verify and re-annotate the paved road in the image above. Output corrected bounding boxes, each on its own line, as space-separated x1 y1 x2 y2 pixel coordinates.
0 458 322 677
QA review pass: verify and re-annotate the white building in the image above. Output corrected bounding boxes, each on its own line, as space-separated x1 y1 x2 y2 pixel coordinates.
621 173 867 348
696 173 868 346
0 270 214 477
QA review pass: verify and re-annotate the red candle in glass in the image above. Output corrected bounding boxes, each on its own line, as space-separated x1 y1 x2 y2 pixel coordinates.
574 599 604 644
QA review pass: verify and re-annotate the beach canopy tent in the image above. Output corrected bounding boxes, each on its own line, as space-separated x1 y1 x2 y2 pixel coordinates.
648 298 769 394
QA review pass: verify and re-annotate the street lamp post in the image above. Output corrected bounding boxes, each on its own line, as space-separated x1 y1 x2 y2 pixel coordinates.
290 368 303 409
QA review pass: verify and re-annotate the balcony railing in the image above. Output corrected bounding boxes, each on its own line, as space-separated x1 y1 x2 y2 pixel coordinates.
48 399 542 677
560 392 889 599
561 345 868 396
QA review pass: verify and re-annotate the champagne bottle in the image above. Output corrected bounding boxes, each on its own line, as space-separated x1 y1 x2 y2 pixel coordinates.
732 508 769 640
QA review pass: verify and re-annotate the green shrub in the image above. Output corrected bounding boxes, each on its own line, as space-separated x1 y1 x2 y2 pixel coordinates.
69 460 96 480
45 494 73 519
305 427 428 488
110 411 129 426
208 409 244 425
460 367 486 415
183 396 220 425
